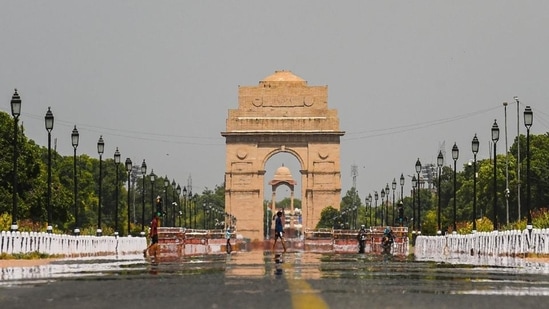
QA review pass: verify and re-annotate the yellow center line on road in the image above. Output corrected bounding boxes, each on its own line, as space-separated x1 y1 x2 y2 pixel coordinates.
286 277 329 309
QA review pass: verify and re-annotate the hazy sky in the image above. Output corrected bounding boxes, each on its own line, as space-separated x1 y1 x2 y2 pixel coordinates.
2 1 549 204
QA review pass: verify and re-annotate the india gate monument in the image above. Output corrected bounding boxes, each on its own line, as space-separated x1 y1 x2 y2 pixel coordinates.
222 71 345 241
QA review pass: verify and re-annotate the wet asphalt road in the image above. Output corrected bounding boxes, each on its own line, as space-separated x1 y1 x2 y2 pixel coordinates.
1 251 549 309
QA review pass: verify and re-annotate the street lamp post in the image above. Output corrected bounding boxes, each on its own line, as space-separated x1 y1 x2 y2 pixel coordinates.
150 170 156 219
491 120 500 230
411 175 417 239
192 193 197 229
45 107 54 233
71 126 80 235
385 183 390 226
504 101 510 225
97 136 105 236
380 189 385 226
364 196 368 227
176 184 181 227
182 186 188 227
171 180 177 226
189 190 194 228
452 143 459 233
164 177 169 227
125 158 132 236
10 89 21 232
140 160 147 236
524 106 533 234
415 158 422 234
399 173 404 202
366 194 371 227
374 191 378 226
392 179 397 226
514 96 521 221
437 150 444 235
472 134 479 233
400 174 405 226
114 148 121 236
203 203 207 229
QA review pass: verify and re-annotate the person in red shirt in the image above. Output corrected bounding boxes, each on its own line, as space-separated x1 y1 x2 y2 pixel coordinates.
144 212 160 259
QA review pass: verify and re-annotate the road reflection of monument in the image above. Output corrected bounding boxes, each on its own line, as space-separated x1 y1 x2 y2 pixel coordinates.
224 250 266 277
224 252 323 280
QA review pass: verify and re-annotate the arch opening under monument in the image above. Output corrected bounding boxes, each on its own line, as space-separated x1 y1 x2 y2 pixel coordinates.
222 70 345 241
264 152 302 239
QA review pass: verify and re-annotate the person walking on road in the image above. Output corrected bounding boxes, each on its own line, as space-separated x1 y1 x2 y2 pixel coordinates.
357 225 367 253
272 210 287 252
225 227 232 254
144 212 160 260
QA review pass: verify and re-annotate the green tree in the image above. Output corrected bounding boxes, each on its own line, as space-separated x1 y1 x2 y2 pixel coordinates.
275 197 302 211
315 206 339 229
340 187 361 229
0 112 43 230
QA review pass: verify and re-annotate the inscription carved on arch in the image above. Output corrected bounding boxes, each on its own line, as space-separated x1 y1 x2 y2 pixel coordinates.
248 96 318 108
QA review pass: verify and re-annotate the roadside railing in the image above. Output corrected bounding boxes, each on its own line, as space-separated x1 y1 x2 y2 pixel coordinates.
0 231 146 257
415 228 549 259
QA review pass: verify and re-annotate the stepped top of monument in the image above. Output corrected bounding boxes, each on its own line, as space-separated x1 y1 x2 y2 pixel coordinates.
223 70 343 134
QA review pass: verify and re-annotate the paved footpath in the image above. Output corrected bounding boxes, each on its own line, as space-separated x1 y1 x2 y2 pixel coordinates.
1 251 549 309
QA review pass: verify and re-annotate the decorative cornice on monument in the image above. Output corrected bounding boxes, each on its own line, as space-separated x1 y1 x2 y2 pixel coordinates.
222 131 345 134
225 188 261 193
222 134 344 145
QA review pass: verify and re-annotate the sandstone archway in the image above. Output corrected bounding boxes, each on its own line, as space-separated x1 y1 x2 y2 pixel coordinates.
221 71 345 241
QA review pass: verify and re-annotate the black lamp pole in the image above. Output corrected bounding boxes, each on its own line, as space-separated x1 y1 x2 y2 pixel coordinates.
182 186 188 227
140 160 147 236
192 193 197 229
150 170 156 219
400 173 404 203
411 175 417 233
392 179 397 226
368 194 372 227
472 134 479 232
524 106 533 233
436 151 443 235
415 158 422 233
452 143 459 233
203 203 207 229
96 136 104 236
385 184 390 226
172 180 177 226
177 184 181 227
114 148 121 236
125 158 132 236
374 191 378 226
10 89 21 232
400 174 405 227
189 190 194 228
491 120 500 230
45 107 54 233
72 126 79 235
380 188 385 226
164 177 169 227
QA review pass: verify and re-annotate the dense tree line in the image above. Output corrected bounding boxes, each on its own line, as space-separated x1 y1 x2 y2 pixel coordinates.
318 133 549 234
0 111 226 235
